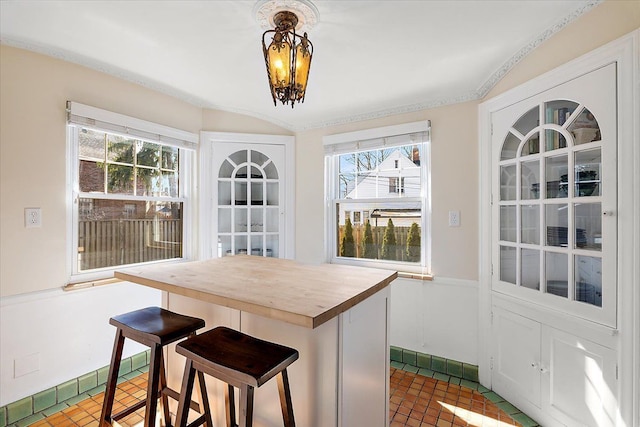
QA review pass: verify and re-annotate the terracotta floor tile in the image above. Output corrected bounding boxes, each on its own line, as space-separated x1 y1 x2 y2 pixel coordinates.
394 413 410 424
436 418 453 427
30 367 531 427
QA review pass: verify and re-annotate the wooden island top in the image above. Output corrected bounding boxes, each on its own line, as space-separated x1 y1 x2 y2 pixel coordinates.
115 256 397 329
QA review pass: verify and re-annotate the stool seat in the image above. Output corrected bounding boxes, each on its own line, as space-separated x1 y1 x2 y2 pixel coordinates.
175 327 299 427
110 306 206 346
176 326 299 387
100 307 206 427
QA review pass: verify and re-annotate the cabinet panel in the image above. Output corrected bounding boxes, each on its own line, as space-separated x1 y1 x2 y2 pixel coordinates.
542 327 617 427
492 307 541 407
340 288 389 427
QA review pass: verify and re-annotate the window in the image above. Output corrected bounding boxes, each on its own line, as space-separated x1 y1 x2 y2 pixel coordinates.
67 102 197 282
324 121 430 272
388 177 405 194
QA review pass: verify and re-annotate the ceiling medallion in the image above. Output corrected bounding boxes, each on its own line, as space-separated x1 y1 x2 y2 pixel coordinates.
253 0 319 32
256 0 318 108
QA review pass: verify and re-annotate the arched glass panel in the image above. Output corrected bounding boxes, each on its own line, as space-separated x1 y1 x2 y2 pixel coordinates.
501 132 521 160
521 132 540 156
513 106 539 136
229 150 247 165
251 150 269 166
264 162 278 179
568 107 601 144
219 159 234 178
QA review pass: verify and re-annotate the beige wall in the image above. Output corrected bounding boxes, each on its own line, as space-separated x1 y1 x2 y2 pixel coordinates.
294 103 480 280
201 109 292 135
487 0 640 99
0 45 203 297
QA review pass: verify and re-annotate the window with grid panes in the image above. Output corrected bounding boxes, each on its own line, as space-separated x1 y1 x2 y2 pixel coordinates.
67 102 196 281
324 121 431 272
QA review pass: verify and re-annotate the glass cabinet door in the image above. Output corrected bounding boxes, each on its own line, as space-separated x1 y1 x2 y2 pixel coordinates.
216 148 283 258
492 64 617 327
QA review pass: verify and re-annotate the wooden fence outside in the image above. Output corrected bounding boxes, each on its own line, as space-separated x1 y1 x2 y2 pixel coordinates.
338 224 420 261
78 219 182 270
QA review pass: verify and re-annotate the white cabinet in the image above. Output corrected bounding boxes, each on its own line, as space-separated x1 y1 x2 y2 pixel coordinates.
479 32 639 427
200 132 295 260
492 307 541 408
488 64 619 426
492 305 618 427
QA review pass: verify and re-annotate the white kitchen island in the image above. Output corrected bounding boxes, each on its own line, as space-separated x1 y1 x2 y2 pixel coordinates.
115 256 396 427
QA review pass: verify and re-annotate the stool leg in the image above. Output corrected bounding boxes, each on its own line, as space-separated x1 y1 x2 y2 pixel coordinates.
225 385 236 427
277 369 295 427
144 343 162 427
159 351 172 427
99 328 125 427
175 359 196 427
195 371 213 427
239 384 254 427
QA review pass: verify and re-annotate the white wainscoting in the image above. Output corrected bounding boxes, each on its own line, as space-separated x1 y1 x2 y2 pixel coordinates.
0 283 161 406
390 276 479 365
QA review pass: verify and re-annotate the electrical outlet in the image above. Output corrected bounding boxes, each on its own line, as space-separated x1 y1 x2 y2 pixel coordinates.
25 208 42 228
448 210 460 227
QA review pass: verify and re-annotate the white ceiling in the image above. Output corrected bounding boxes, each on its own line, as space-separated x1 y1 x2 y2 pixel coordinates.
0 0 598 131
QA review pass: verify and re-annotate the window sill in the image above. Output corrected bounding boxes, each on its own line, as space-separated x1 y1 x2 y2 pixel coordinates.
397 272 434 281
63 277 122 291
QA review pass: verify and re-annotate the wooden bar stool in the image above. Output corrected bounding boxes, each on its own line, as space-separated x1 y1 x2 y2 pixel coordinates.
174 326 299 427
99 306 208 427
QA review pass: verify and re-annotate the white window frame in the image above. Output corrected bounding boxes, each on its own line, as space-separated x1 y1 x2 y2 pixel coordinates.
66 101 198 283
324 120 431 274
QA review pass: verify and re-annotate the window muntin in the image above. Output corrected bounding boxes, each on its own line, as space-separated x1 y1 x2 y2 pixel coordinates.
67 102 196 281
326 123 430 271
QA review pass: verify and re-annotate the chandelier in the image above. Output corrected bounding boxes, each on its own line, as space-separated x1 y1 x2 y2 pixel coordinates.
261 9 314 108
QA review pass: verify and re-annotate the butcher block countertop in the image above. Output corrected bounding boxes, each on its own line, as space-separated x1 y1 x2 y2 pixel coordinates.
115 256 397 329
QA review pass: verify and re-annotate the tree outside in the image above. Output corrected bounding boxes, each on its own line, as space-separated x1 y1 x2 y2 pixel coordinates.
362 220 376 258
106 138 160 195
406 222 421 262
381 218 397 260
340 217 355 257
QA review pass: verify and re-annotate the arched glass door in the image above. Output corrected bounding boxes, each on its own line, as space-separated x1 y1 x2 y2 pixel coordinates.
217 149 281 258
491 64 617 327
